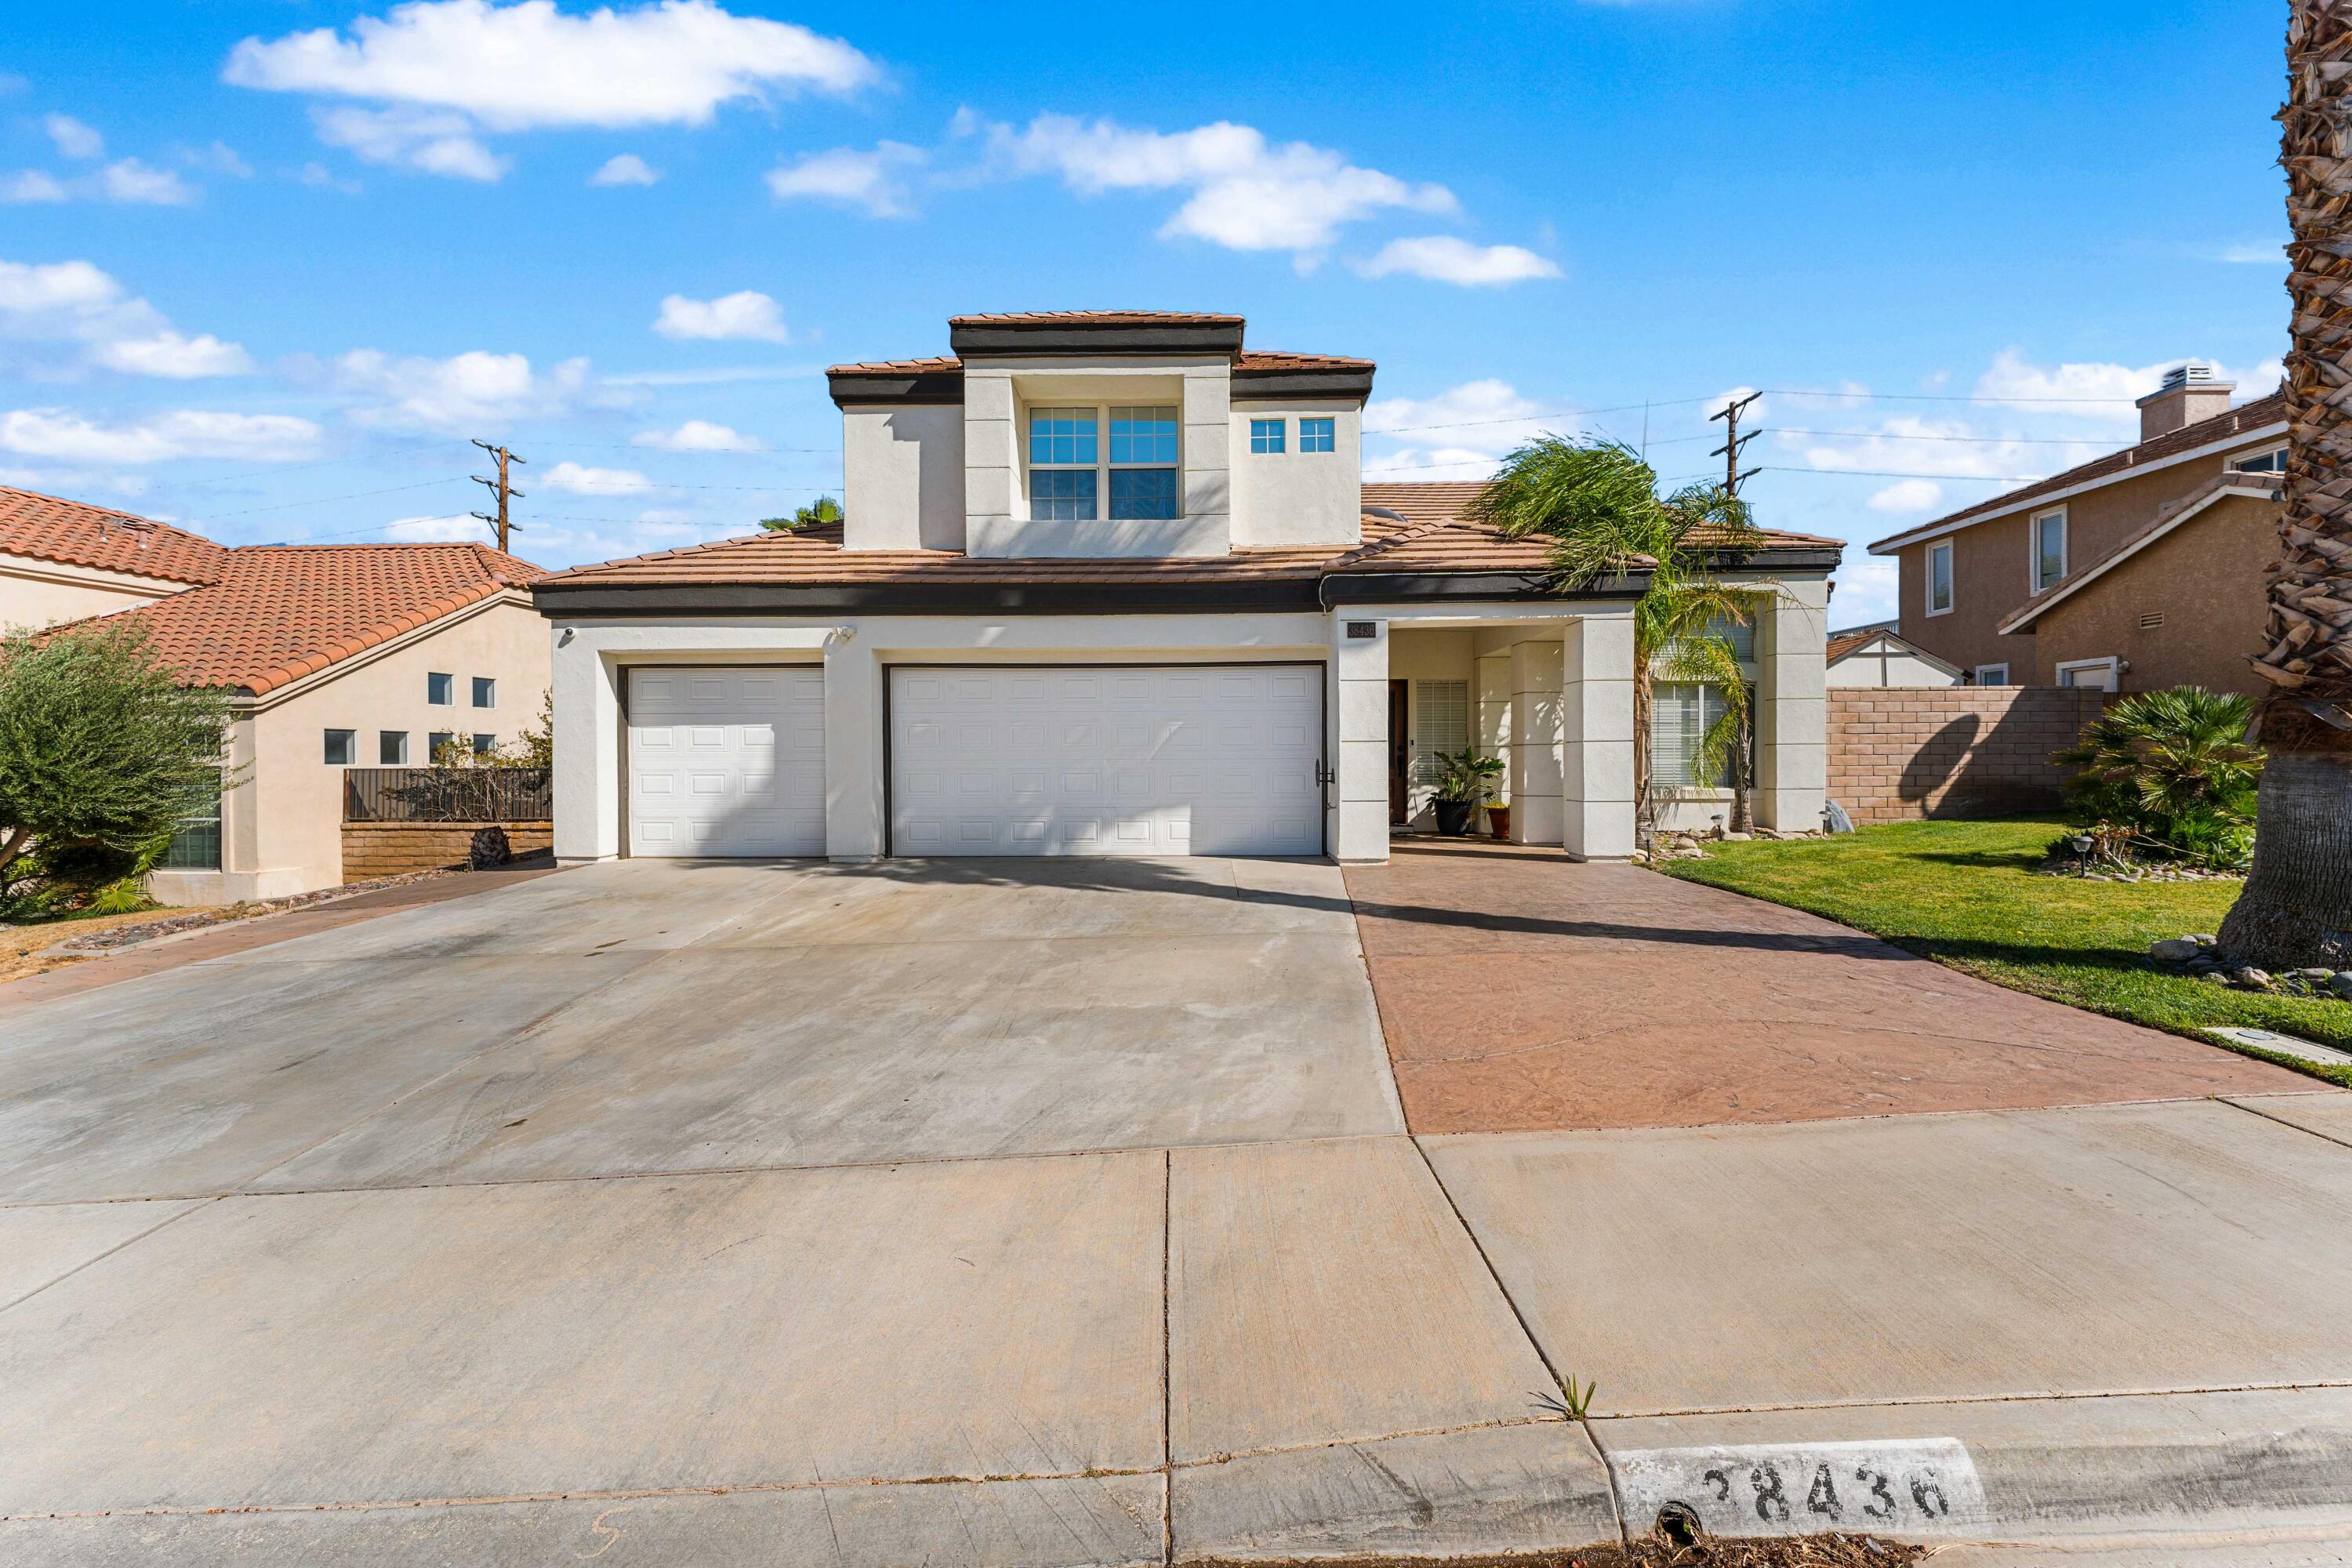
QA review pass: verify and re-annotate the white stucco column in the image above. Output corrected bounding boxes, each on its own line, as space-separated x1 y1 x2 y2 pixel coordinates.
1506 637 1563 844
1755 579 1830 832
824 630 884 861
1330 612 1388 862
1559 610 1636 861
550 629 621 864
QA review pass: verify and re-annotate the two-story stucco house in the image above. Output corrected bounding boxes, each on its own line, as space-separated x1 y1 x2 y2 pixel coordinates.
533 311 1842 865
1867 364 2288 694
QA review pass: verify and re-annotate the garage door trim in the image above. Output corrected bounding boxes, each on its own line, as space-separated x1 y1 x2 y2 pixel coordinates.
883 659 1327 859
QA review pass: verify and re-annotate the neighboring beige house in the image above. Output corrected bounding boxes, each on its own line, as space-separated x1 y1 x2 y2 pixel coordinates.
533 310 1842 865
1868 363 2286 692
2 487 229 629
1826 625 1961 687
4 488 550 904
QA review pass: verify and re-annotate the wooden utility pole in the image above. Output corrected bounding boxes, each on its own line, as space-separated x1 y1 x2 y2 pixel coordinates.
470 440 526 553
1710 392 1762 495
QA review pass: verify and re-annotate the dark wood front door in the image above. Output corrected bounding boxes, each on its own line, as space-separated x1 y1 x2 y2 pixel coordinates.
1388 680 1410 824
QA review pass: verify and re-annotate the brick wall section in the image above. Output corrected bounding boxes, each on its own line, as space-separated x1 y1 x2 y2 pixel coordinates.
340 821 553 882
1827 688 2107 826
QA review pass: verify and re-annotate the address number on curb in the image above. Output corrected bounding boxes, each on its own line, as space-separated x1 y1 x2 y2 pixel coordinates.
1613 1439 1988 1537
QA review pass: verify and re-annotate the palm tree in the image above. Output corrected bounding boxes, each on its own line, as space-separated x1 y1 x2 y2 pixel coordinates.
2216 2 2352 967
1468 437 1764 844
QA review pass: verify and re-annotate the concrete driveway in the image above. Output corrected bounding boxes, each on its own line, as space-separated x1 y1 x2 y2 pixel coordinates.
7 852 2352 1566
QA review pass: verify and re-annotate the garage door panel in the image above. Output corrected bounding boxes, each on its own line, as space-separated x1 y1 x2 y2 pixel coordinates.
889 664 1322 858
628 666 825 858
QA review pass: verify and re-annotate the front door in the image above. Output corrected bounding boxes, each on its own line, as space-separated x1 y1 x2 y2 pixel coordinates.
1388 680 1410 824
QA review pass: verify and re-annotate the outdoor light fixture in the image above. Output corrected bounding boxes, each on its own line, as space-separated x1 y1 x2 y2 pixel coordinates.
2071 835 2094 876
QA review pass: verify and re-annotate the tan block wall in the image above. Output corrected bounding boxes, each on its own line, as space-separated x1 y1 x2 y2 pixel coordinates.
339 821 553 881
1827 688 2107 826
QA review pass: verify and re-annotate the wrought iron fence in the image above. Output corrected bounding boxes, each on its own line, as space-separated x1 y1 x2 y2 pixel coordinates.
342 768 552 823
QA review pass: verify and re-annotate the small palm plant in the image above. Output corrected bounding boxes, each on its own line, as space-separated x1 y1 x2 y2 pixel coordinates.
2053 687 2263 866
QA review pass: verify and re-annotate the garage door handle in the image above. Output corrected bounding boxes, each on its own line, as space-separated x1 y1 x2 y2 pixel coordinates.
1314 761 1335 786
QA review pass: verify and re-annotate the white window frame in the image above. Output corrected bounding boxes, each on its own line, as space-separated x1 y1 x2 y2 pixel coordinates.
2229 442 2286 474
1022 402 1182 522
1248 417 1285 455
2030 506 2067 595
472 676 496 709
379 730 408 765
427 670 455 706
1299 416 1337 454
1926 539 1954 617
2056 656 2119 691
1974 662 2009 687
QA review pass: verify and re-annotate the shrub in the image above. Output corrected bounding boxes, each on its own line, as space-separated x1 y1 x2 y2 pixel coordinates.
2052 686 2261 867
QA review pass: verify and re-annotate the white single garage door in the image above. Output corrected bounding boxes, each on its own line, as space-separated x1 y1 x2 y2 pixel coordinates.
889 664 1324 857
627 666 825 857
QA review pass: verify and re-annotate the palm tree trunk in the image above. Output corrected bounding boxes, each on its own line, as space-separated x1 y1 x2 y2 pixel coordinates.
1632 665 1656 846
1729 696 1755 834
2218 0 2352 967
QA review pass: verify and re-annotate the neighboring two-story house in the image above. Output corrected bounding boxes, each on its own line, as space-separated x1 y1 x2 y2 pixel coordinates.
532 310 1842 865
1867 364 2288 693
3 487 551 903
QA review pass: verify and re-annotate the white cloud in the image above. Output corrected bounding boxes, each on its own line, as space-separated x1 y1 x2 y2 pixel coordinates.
91 332 256 379
384 512 486 542
2216 242 2282 264
1352 236 1561 287
653 289 788 344
227 0 877 178
543 459 651 494
984 113 1456 256
335 347 593 430
180 141 254 179
591 152 659 186
1832 556 1900 627
44 114 103 160
632 418 763 452
315 105 506 180
299 160 362 194
1867 477 1944 515
0 257 252 379
766 141 924 217
98 158 197 205
0 171 67 204
1366 378 1552 456
0 408 319 463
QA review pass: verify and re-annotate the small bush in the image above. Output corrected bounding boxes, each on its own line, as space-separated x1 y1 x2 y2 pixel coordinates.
2053 687 2260 868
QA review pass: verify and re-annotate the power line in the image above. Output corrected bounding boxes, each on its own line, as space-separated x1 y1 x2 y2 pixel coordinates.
202 476 470 517
1754 465 2045 482
470 438 525 553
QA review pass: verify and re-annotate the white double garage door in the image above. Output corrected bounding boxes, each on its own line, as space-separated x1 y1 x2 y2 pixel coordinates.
627 662 1324 858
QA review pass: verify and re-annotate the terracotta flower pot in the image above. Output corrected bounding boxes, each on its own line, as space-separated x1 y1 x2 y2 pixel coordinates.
1486 804 1511 840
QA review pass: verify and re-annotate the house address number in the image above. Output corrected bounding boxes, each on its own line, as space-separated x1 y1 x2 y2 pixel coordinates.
1345 621 1380 639
1613 1439 1987 1537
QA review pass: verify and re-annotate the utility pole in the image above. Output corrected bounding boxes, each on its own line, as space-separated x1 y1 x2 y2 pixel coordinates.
470 440 527 553
1709 392 1762 495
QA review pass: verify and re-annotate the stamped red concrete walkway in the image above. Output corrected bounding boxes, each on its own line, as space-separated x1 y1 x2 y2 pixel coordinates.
1343 839 2305 1132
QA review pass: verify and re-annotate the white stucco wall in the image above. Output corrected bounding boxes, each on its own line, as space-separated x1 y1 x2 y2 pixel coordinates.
840 405 965 550
1 554 187 631
1229 401 1363 546
147 595 551 906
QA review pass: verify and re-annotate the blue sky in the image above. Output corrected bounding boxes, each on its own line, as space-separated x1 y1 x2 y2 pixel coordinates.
0 0 2292 624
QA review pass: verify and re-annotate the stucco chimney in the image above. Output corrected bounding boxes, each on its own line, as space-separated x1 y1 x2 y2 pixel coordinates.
2135 361 2234 442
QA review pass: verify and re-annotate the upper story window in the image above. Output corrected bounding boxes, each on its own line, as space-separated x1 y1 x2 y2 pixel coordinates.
1025 403 1181 521
473 677 496 708
324 729 355 766
1300 416 1336 453
2231 445 2286 474
2031 507 2067 593
1250 418 1286 454
427 671 455 706
1927 539 1954 615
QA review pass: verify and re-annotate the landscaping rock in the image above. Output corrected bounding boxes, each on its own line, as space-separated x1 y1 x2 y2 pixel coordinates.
2331 973 2352 1001
2150 938 2204 964
2201 971 2233 985
1675 847 1707 860
1723 831 1754 842
2231 967 2275 991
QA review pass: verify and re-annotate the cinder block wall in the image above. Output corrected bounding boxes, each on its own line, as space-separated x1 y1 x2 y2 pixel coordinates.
339 822 554 882
1827 688 2107 826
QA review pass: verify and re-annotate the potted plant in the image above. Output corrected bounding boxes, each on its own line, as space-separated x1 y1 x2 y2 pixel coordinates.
1432 746 1504 837
1487 800 1511 839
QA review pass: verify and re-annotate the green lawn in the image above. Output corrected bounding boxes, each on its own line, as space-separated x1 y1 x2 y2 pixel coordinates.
1657 815 2352 1083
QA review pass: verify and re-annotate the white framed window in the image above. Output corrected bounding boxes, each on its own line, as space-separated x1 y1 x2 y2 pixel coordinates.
2031 507 2067 593
1025 403 1181 521
1927 539 1954 616
472 676 496 708
1652 683 1735 789
1249 418 1285 454
2230 444 2286 474
428 730 458 762
472 732 496 756
379 730 408 765
427 670 455 706
1974 662 2010 686
1408 680 1470 789
2056 657 2119 691
323 728 355 766
1299 416 1336 453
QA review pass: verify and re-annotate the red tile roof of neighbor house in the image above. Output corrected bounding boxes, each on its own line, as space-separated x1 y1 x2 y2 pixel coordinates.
1826 629 1881 660
537 482 1839 591
0 485 230 586
826 350 1374 377
90 541 544 696
1868 387 2289 553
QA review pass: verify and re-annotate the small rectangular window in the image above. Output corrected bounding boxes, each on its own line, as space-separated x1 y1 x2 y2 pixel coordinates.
323 728 355 766
1109 405 1178 464
1299 416 1336 453
1030 469 1098 521
379 730 408 765
472 733 496 756
1109 466 1180 520
427 671 454 706
1974 663 2009 687
472 677 495 708
428 731 457 763
1928 540 1954 615
162 771 223 870
2231 446 2286 474
2033 508 2067 593
1250 418 1286 454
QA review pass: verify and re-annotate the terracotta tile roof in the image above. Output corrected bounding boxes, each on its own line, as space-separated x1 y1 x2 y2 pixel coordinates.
1360 481 1846 550
1870 387 2289 553
947 311 1244 326
100 541 545 695
0 485 228 586
1826 629 1880 660
826 349 1373 377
